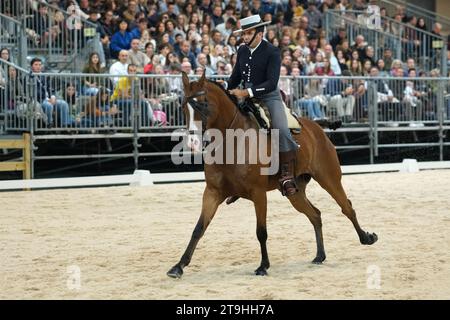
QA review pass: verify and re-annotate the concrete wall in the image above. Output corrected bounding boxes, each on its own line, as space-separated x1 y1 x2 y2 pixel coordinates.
436 0 450 18
436 0 450 35
409 0 435 12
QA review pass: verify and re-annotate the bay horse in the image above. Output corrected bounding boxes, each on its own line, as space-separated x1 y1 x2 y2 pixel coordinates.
167 72 378 278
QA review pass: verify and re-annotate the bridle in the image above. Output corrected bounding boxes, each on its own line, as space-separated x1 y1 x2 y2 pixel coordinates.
183 85 239 133
183 90 209 123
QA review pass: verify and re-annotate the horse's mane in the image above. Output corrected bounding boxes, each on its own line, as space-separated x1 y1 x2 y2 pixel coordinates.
207 80 239 106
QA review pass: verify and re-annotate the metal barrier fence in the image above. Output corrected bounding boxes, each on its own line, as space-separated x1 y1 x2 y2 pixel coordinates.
2 58 450 175
378 0 450 34
0 59 187 133
1 60 31 132
325 10 448 75
0 13 19 50
0 13 26 66
0 0 23 17
290 75 450 127
1 59 450 133
0 0 101 71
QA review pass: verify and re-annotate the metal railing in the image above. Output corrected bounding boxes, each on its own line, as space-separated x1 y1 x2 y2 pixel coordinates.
2 58 450 173
1 59 186 133
290 75 450 125
2 59 449 129
0 13 18 48
0 13 28 66
378 0 450 33
1 0 101 71
0 0 23 17
1 60 32 132
325 10 448 75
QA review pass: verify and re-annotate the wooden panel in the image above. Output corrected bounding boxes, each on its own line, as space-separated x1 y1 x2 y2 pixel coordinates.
0 162 26 172
0 140 25 149
23 133 31 180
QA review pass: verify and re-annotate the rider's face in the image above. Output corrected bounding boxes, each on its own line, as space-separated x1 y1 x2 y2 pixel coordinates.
242 29 257 46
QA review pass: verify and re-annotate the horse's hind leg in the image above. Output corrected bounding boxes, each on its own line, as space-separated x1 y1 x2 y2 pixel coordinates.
317 175 378 245
167 187 224 278
288 178 326 264
252 192 270 275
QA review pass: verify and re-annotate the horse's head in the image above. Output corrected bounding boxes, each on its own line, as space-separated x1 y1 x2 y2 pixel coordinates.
181 70 239 152
182 71 239 151
181 70 209 152
182 70 209 124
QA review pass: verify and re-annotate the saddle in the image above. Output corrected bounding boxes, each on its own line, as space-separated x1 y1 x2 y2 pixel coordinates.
238 98 302 133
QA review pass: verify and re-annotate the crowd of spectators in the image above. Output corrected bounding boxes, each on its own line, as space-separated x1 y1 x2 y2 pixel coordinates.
1 0 450 126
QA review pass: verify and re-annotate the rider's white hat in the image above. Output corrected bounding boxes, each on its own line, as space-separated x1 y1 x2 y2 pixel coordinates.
233 15 271 34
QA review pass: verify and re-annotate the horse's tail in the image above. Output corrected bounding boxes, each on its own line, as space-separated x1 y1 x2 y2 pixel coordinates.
313 119 342 131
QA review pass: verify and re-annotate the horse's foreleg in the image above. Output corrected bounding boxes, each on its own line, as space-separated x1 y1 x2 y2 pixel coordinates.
167 187 223 278
288 190 326 264
252 192 270 276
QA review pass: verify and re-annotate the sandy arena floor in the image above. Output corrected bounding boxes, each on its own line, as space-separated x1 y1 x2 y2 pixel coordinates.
1 170 450 299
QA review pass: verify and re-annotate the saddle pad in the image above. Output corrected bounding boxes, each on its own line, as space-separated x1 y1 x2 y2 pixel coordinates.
254 102 301 130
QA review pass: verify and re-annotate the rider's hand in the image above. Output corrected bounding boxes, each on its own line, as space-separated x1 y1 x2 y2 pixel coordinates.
216 80 227 88
229 89 249 99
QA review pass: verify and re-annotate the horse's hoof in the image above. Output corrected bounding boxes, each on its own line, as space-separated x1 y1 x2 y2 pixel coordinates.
167 265 183 278
312 254 326 264
255 267 268 276
361 232 378 245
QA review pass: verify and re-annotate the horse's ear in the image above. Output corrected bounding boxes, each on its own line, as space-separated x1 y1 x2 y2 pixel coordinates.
181 71 190 89
198 69 206 86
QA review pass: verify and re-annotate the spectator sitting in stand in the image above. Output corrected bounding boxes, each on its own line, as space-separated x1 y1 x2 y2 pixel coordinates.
31 58 72 128
110 19 133 59
127 38 150 74
109 50 129 84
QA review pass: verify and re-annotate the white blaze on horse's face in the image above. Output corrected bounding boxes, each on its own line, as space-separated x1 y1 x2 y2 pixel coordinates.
186 102 202 153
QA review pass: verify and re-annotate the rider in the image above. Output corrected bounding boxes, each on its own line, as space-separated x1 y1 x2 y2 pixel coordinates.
225 14 299 197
